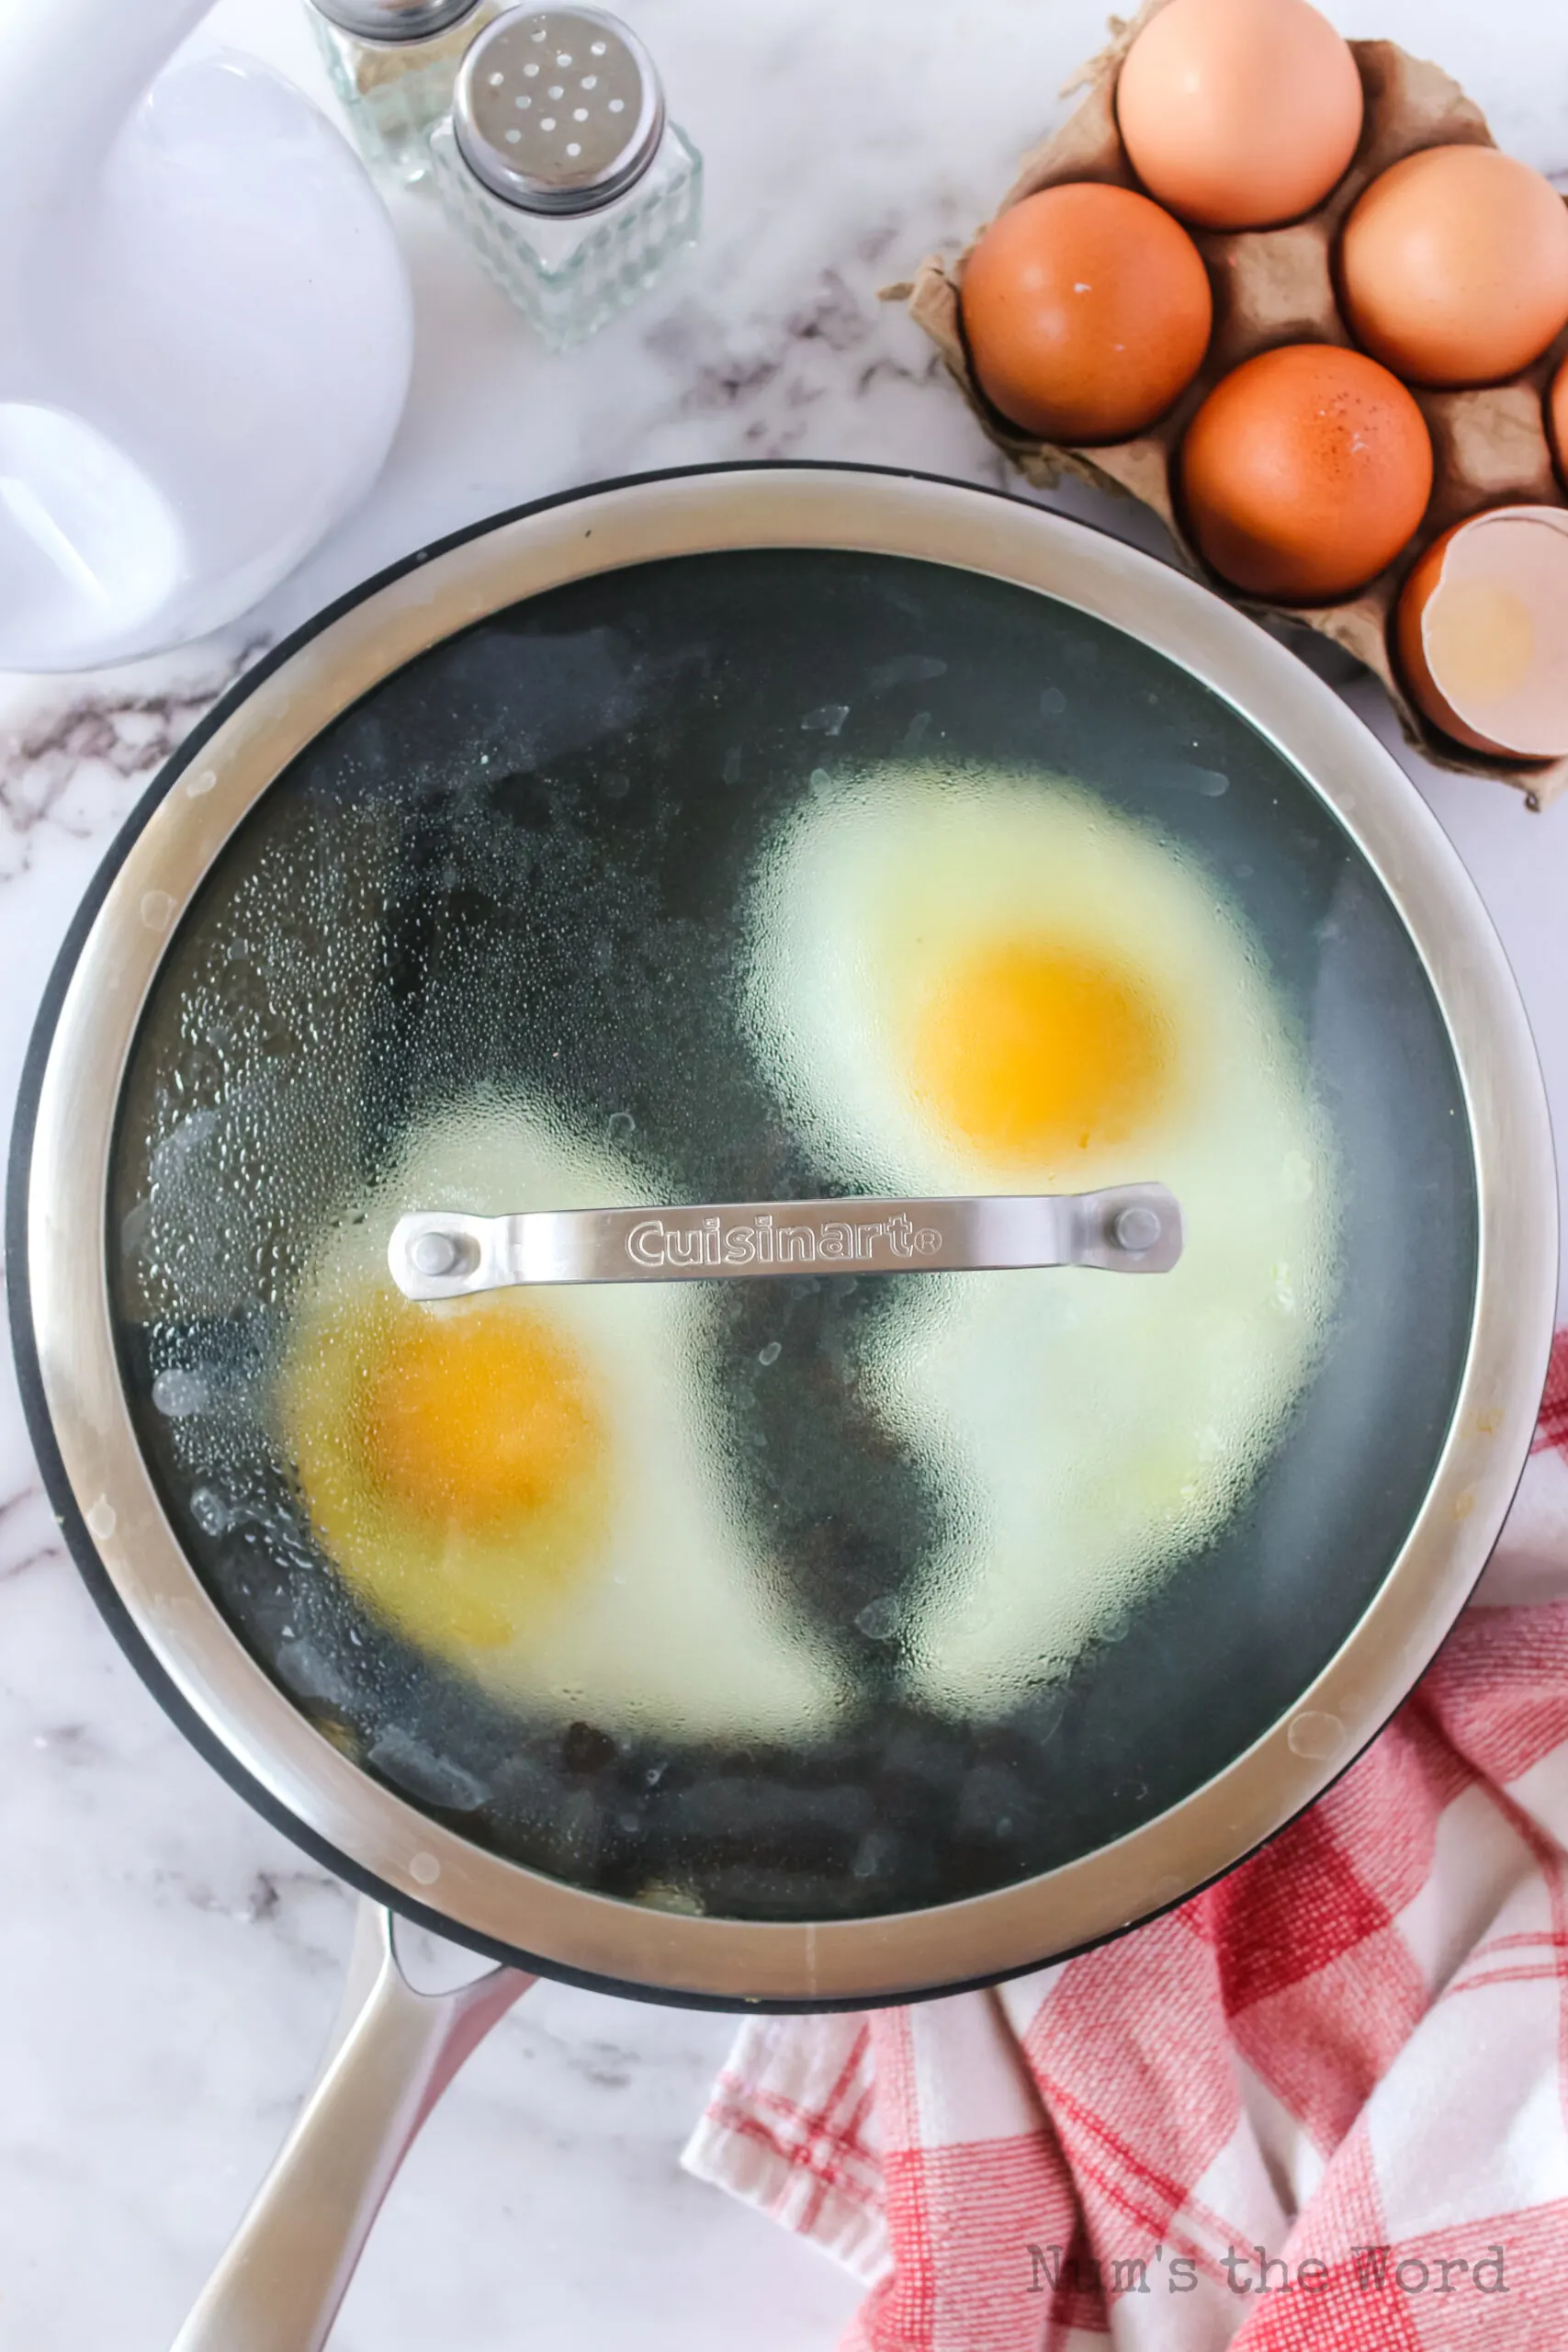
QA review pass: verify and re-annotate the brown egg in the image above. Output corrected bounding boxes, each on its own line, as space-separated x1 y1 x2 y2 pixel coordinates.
1340 147 1568 388
1551 353 1568 484
1116 0 1363 232
959 184 1213 445
1179 345 1433 602
1394 506 1568 760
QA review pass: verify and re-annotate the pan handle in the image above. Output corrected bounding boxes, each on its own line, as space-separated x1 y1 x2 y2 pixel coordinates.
171 1901 533 2352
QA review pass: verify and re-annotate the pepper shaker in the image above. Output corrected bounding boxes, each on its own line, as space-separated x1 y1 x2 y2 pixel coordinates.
429 6 702 349
308 0 502 186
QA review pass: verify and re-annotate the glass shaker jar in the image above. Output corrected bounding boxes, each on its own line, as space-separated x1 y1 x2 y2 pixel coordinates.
429 6 702 350
307 0 502 187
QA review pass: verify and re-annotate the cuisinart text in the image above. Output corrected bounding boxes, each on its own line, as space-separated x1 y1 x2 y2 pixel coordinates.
624 1210 944 1270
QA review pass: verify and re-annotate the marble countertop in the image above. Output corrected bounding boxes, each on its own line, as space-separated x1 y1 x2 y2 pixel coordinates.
3 3 1567 2346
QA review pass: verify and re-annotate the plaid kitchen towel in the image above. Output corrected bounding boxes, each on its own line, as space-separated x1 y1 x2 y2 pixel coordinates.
683 1330 1568 2350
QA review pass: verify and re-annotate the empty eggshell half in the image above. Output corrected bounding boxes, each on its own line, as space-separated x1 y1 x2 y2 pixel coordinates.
1394 506 1568 760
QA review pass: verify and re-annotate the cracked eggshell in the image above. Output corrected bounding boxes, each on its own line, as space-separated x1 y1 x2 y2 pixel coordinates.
1394 506 1568 761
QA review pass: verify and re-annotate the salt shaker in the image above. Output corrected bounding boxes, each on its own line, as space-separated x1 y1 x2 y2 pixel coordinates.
429 6 702 349
308 0 502 186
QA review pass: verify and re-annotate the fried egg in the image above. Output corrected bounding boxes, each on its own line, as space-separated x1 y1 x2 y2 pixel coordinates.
277 1098 843 1742
740 763 1338 1716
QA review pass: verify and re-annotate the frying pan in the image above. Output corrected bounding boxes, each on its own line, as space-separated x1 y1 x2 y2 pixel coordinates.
7 464 1555 2348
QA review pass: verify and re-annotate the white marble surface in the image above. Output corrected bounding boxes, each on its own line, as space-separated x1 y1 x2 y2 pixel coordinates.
3 4 1568 2347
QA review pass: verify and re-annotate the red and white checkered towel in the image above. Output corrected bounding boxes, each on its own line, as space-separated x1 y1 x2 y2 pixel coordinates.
684 1331 1568 2350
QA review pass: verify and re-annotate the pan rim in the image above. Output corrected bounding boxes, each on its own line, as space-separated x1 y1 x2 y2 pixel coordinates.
10 460 1557 2006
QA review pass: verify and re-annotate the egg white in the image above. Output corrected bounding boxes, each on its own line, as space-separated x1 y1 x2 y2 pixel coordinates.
277 1095 844 1742
739 762 1339 1716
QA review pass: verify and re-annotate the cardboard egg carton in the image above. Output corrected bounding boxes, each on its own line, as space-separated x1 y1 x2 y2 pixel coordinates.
900 4 1568 808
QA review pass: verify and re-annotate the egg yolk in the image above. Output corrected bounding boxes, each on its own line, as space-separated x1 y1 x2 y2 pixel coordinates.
365 1302 604 1532
910 938 1172 1163
282 1288 613 1658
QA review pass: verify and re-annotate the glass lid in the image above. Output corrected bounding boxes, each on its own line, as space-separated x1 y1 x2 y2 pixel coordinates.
107 545 1478 1931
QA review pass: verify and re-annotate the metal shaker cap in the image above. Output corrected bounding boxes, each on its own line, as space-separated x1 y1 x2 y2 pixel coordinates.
312 0 485 40
454 7 665 215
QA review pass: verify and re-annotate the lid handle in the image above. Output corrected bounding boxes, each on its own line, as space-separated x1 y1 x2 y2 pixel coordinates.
388 1183 1183 1299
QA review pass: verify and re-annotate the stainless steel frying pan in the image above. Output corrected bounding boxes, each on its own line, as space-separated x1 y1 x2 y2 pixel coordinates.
7 464 1554 2348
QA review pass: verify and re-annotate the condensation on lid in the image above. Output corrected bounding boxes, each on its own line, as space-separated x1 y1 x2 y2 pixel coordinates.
454 6 665 215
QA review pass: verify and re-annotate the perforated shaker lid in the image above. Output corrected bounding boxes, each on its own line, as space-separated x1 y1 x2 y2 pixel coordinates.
454 6 665 214
312 0 485 42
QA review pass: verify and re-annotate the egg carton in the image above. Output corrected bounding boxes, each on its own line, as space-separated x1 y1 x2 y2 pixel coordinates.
899 3 1568 808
